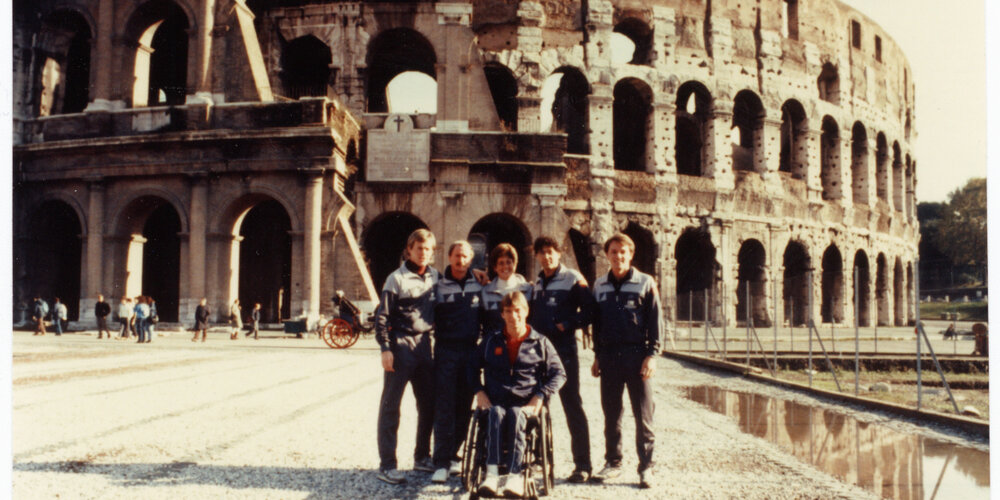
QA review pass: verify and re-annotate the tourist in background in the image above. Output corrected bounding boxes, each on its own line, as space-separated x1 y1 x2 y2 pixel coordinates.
248 303 261 339
32 295 48 336
147 297 158 343
193 298 210 342
53 298 67 336
95 294 112 339
229 299 243 340
133 296 150 343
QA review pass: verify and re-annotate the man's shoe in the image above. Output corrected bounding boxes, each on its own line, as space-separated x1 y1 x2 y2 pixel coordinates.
592 464 622 483
413 457 435 472
431 467 449 484
449 460 462 476
567 469 591 483
501 473 525 497
477 472 500 496
376 468 406 485
638 468 655 489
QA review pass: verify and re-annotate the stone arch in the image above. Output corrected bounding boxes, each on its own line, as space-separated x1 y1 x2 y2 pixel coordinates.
469 213 533 278
212 188 300 235
821 244 844 324
853 250 871 327
905 154 914 218
613 77 653 172
817 62 839 104
280 35 332 99
906 262 914 324
892 141 903 211
365 28 436 113
779 99 808 178
114 195 183 321
875 132 889 203
851 122 869 204
675 228 717 322
111 188 189 236
237 199 293 323
875 252 889 326
820 116 841 199
484 63 518 131
545 66 590 154
124 0 191 107
676 81 712 177
736 239 768 326
22 199 84 321
893 257 905 326
622 221 656 277
783 241 810 326
362 212 429 292
613 17 653 65
34 8 93 116
732 90 766 172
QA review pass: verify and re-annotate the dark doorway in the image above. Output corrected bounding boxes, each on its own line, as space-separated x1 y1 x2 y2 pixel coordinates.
35 10 91 116
623 222 656 277
851 122 869 204
550 68 590 154
238 200 292 323
893 257 904 326
24 201 82 320
821 116 840 200
613 78 652 171
732 90 765 172
148 13 188 105
484 63 518 131
875 253 889 326
736 239 767 326
366 28 436 112
281 35 332 99
821 244 844 324
783 242 810 326
568 229 595 286
675 81 711 177
853 251 871 327
779 100 807 177
141 203 181 322
362 212 429 292
675 229 717 321
613 18 653 65
469 213 532 278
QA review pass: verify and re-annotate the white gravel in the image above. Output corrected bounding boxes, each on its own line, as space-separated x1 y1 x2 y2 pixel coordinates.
13 330 980 499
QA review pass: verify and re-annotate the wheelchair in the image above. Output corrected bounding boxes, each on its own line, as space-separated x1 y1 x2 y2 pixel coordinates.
461 405 554 499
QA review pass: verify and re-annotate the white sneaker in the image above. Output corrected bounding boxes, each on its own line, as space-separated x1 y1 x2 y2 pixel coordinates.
477 471 500 496
501 473 525 497
449 460 462 476
431 467 449 484
376 468 406 484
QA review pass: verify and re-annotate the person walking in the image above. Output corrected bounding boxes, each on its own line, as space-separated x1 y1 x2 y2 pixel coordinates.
193 298 210 342
247 303 261 339
229 299 243 340
32 295 47 336
117 298 133 339
528 236 594 483
430 241 484 483
133 296 150 343
590 233 662 488
95 294 112 339
374 228 439 485
53 298 68 336
147 298 158 343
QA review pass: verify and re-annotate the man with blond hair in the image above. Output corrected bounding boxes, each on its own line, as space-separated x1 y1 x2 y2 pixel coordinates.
374 228 440 484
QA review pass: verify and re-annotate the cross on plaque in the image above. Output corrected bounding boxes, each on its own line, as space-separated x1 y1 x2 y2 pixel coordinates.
394 115 405 131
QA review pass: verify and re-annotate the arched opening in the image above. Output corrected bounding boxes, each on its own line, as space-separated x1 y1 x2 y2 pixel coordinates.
117 196 182 320
906 262 914 325
35 10 91 116
779 99 807 178
892 142 903 211
736 240 768 326
366 28 436 113
851 122 869 204
612 18 653 65
362 212 429 292
613 78 653 172
568 229 595 286
469 213 532 278
783 241 810 326
623 222 656 276
484 63 518 131
675 229 717 322
893 257 904 326
127 0 189 107
386 72 437 114
905 156 914 218
820 116 841 200
676 81 711 177
732 90 765 172
543 67 590 154
237 200 292 323
24 200 82 320
142 204 181 321
280 35 331 99
875 253 889 326
853 250 871 327
905 110 912 141
817 62 839 104
821 245 844 324
875 132 889 203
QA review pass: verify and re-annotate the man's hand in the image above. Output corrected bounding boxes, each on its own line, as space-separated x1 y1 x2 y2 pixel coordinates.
591 358 601 377
475 390 492 410
640 356 656 380
471 268 490 285
381 351 395 372
526 396 543 415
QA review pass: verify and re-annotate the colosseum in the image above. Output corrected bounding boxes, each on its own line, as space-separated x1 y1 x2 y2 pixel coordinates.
12 0 919 336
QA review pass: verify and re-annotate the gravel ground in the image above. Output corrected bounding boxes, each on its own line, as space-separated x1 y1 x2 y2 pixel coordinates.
12 330 985 499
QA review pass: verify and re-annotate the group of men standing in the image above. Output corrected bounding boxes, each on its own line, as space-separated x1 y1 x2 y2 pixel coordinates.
373 228 662 492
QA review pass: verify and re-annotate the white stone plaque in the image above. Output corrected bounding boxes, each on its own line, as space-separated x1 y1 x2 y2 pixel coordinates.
366 114 431 182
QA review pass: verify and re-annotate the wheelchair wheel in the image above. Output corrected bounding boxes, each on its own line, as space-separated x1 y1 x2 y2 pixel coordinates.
461 411 484 495
321 318 357 349
540 409 554 495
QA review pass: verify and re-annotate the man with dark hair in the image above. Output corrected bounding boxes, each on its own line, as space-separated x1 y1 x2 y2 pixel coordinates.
374 228 439 484
529 235 594 482
470 290 565 497
32 295 48 336
591 233 661 488
95 294 112 339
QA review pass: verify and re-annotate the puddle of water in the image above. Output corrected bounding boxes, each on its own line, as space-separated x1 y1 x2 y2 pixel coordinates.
684 385 989 500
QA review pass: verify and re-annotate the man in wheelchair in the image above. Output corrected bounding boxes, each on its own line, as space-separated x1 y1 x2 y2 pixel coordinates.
469 291 566 497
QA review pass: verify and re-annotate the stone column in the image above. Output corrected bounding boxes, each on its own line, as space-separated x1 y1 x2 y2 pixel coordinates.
517 96 541 133
706 105 734 190
125 235 146 298
435 2 474 132
86 0 116 110
182 175 208 321
79 180 105 326
761 117 783 190
805 128 823 202
188 0 217 104
717 221 735 329
302 172 324 328
653 100 676 176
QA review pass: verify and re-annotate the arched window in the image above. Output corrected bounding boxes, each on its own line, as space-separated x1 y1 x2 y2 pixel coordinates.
892 142 903 211
851 122 869 204
35 10 91 116
820 116 841 200
613 78 653 171
484 63 518 131
127 0 189 107
732 90 765 172
875 132 889 203
366 28 436 113
779 99 807 178
817 63 839 104
541 68 590 154
736 239 767 326
280 35 331 99
676 81 711 177
612 18 653 65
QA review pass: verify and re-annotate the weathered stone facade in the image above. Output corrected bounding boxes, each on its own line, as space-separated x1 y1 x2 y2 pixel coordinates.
12 0 918 335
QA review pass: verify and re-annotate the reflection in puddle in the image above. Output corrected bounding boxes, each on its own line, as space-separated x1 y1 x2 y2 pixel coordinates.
684 386 989 499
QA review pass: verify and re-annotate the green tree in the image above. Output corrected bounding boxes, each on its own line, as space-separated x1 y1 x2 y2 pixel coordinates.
934 178 987 283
